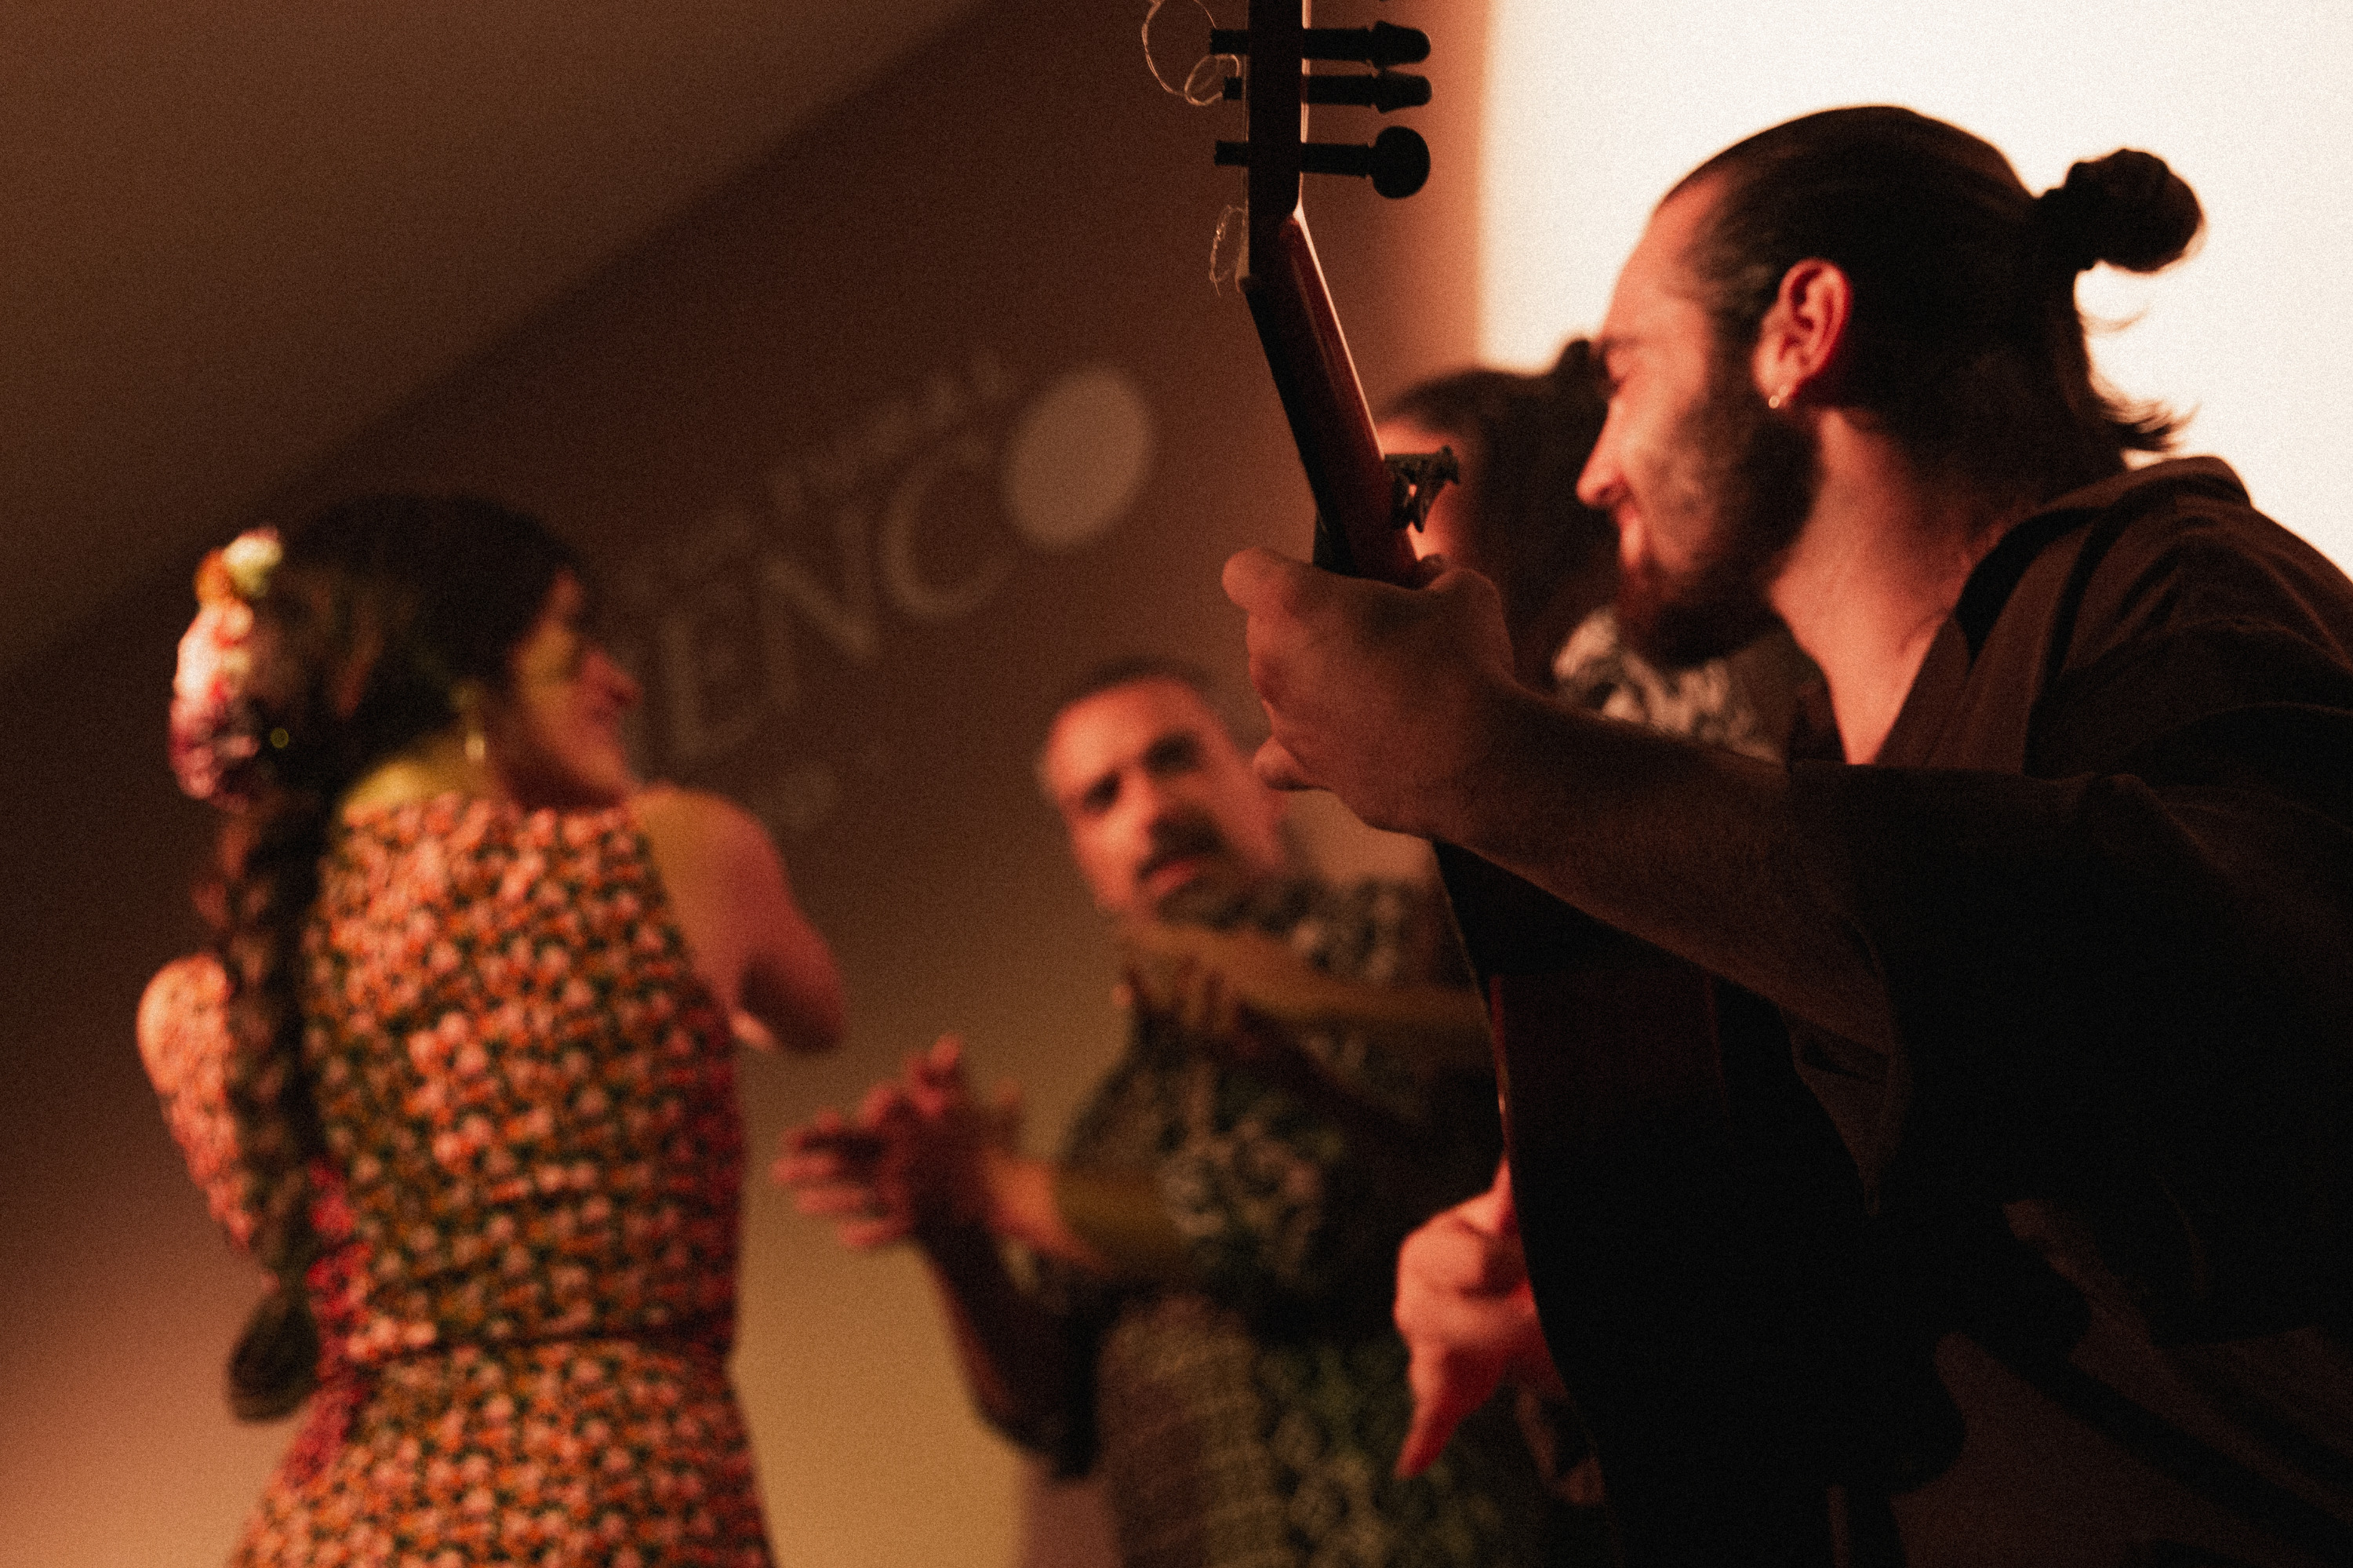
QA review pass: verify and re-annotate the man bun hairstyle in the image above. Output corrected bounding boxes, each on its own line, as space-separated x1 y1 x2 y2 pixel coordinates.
2030 148 2205 277
1674 107 2205 503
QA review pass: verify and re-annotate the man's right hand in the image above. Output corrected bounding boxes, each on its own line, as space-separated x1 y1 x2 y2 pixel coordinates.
1393 1161 1565 1477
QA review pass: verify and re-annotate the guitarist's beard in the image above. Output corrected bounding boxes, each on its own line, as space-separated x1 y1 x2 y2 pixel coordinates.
1617 351 1817 671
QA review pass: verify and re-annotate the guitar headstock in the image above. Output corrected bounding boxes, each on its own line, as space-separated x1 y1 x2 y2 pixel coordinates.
1148 0 1439 584
1206 2 1433 277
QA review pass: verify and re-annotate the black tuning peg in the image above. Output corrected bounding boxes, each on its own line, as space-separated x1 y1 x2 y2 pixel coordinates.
1224 72 1431 111
1304 20 1430 65
1305 72 1431 111
1209 20 1429 68
1217 126 1430 198
1307 125 1430 197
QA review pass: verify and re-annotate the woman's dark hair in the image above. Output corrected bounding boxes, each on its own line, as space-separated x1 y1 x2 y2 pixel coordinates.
1671 106 2204 502
206 493 579 1417
1385 338 1620 650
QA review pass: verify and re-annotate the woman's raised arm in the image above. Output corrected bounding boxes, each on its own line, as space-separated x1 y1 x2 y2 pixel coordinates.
635 784 846 1053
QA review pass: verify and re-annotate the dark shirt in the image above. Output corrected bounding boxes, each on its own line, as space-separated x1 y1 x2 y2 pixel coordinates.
1795 458 2353 1337
1800 458 2353 1564
1503 459 2353 1565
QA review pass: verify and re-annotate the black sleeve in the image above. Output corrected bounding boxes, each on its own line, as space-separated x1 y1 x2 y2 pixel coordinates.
1790 620 2353 1337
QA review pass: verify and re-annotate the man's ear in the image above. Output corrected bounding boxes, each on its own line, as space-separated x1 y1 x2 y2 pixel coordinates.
1751 258 1852 409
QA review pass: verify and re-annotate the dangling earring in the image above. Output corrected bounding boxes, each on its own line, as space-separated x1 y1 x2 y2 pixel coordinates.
1766 385 1793 412
465 724 486 766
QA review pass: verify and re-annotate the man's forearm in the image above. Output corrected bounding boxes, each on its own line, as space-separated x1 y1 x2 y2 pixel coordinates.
1447 689 1889 1052
977 1152 1124 1272
915 1215 1078 1446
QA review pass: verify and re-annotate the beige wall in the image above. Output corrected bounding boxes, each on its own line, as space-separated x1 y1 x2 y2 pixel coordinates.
0 2 1486 1565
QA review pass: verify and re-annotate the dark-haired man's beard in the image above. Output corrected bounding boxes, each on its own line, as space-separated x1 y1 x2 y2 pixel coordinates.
1140 813 1249 926
1616 359 1817 671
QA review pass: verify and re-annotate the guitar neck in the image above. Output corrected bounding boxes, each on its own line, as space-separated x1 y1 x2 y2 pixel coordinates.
1241 213 1421 586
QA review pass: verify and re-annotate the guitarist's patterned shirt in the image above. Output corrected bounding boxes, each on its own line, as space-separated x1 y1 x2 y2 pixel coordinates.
1020 876 1550 1568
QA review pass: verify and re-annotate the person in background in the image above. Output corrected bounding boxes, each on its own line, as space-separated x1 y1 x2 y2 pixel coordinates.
139 494 844 1566
1377 347 1826 1556
1384 339 1827 761
777 658 1555 1568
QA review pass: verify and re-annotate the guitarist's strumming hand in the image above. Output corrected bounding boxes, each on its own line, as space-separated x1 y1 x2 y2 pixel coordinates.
1392 1160 1564 1478
1221 545 1531 841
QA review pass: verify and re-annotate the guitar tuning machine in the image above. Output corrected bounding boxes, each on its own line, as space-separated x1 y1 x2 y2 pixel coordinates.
1205 13 1435 199
1386 447 1460 532
1222 72 1432 113
1208 20 1430 69
1215 125 1430 199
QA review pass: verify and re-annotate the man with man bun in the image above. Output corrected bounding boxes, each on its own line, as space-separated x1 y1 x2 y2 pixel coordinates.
1230 107 2353 1564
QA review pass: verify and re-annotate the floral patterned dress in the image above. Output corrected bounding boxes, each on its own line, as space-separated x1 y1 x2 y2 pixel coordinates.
140 796 769 1568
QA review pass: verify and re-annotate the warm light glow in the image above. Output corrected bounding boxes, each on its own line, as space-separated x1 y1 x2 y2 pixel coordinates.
1482 0 2353 569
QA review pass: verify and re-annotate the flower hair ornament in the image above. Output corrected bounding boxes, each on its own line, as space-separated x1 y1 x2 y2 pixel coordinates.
169 528 283 807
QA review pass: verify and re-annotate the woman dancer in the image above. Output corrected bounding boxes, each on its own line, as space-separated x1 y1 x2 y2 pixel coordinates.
138 494 843 1566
